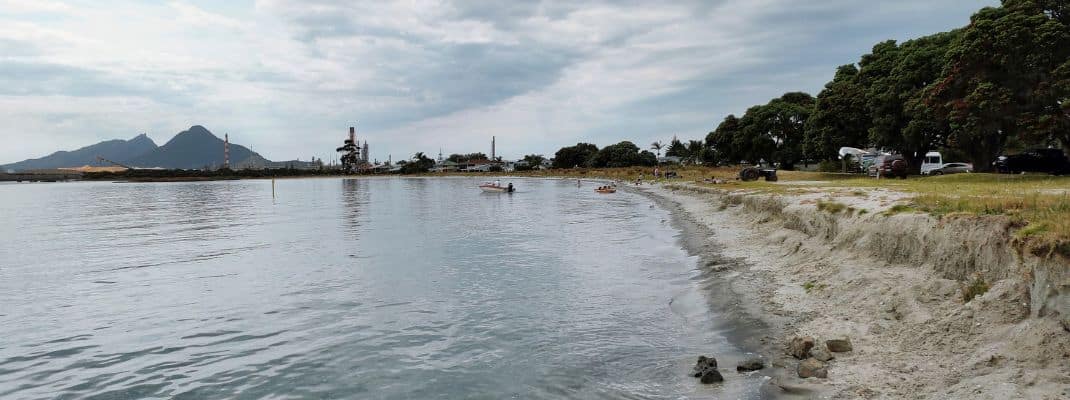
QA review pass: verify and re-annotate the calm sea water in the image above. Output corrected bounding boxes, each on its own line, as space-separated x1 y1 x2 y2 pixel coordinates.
0 177 765 399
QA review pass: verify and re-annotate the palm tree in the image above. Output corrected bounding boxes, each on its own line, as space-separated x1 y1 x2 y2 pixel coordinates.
650 141 663 158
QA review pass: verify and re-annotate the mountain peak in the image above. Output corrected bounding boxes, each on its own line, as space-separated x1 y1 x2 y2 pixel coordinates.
2 132 158 171
130 125 268 169
169 126 220 145
182 125 214 137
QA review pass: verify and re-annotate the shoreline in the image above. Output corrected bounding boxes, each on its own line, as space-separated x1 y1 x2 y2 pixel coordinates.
628 183 822 398
631 184 811 398
633 181 1070 399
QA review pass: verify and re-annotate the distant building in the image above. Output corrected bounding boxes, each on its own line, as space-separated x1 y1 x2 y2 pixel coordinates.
459 158 493 172
433 160 460 173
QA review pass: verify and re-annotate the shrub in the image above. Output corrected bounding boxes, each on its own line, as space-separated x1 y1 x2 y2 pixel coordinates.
816 200 848 214
961 276 989 303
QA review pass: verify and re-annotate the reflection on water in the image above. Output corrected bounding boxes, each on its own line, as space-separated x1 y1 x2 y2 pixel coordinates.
0 178 765 399
341 179 367 241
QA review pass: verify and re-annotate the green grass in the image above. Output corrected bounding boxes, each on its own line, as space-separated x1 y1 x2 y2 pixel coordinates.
884 204 918 216
816 200 848 214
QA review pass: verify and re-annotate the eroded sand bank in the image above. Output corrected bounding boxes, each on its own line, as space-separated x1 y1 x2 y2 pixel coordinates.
637 182 1069 399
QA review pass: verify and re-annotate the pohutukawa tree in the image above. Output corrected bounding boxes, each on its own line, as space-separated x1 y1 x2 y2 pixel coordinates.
804 64 872 161
927 0 1070 170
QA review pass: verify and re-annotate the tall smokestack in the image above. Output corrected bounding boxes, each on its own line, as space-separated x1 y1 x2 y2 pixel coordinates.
492 136 496 161
349 127 355 144
224 133 230 169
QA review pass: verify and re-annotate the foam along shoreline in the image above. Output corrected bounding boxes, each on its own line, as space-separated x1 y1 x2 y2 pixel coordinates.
634 182 1070 399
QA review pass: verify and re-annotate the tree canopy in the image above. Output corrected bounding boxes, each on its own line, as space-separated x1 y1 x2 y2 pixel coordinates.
589 141 657 168
804 64 871 161
692 0 1069 171
928 0 1070 169
446 153 488 163
552 143 599 169
401 152 434 174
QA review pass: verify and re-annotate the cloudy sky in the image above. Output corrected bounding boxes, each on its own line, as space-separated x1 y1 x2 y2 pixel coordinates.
1 0 996 164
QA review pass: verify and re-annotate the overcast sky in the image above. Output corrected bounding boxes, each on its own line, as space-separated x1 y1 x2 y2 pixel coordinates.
1 0 996 164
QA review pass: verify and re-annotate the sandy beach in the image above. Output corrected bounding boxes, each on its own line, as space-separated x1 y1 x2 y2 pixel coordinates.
635 181 1070 399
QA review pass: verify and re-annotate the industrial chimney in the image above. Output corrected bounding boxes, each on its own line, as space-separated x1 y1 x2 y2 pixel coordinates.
224 133 230 169
492 136 496 161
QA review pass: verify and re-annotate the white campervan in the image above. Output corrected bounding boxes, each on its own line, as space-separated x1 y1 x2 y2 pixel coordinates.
920 151 943 175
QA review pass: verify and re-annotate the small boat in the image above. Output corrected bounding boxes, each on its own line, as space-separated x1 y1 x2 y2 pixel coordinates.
595 186 617 194
480 182 515 193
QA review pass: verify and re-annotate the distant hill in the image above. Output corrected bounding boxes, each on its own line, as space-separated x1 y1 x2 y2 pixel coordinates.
127 125 270 169
2 134 158 172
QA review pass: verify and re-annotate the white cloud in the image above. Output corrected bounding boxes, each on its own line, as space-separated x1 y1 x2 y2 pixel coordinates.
0 0 72 14
0 0 995 165
168 1 248 31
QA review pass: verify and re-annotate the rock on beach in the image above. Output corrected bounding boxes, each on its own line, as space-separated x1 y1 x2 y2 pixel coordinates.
787 336 815 359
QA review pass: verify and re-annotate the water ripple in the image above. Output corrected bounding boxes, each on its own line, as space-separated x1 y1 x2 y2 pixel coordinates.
0 178 765 399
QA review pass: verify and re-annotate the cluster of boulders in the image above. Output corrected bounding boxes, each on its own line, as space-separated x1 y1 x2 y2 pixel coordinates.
787 335 853 379
690 355 766 384
689 336 851 384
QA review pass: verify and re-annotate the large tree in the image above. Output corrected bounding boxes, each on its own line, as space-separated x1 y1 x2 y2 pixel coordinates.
664 138 686 158
685 140 706 164
706 114 742 164
514 154 546 171
401 152 434 174
589 141 655 167
738 92 815 169
552 143 599 169
447 153 488 163
859 32 959 168
804 64 871 161
928 0 1070 169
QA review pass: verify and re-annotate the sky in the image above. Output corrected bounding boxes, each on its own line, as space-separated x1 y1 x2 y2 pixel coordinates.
1 0 998 164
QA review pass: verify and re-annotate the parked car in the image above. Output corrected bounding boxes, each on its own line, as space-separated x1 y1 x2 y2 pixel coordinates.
867 155 908 179
994 149 1070 175
929 162 973 175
